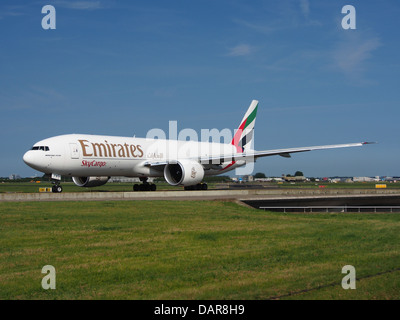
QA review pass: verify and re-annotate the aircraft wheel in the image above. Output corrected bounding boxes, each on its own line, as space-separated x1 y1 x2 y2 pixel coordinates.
150 184 156 191
133 184 139 191
52 185 63 193
138 184 151 191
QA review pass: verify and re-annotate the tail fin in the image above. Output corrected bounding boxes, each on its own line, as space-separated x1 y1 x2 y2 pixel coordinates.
231 100 258 153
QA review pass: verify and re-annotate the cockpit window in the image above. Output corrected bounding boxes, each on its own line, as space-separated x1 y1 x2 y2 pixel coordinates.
31 146 49 151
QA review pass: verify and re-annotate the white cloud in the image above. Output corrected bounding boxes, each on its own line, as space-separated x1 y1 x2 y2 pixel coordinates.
332 34 381 77
227 44 253 57
0 5 26 20
299 0 310 18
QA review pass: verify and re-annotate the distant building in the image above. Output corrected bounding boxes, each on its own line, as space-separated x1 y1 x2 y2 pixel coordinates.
9 174 21 180
240 175 254 182
283 175 306 182
353 176 380 182
383 177 399 183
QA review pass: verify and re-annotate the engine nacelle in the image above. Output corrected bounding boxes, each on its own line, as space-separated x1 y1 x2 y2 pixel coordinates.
72 176 110 188
164 160 204 186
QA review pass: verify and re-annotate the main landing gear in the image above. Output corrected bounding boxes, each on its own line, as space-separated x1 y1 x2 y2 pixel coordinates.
133 177 157 192
184 183 208 191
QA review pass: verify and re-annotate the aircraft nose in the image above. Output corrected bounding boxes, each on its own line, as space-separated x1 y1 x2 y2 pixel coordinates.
23 150 40 170
23 151 32 165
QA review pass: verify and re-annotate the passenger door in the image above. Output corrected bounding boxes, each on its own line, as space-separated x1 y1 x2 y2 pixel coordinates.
69 143 79 159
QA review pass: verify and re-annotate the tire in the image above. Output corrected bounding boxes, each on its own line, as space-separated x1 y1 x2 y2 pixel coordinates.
150 184 156 191
52 185 62 193
139 184 150 191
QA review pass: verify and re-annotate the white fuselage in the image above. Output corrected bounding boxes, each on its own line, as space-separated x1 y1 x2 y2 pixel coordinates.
23 134 243 178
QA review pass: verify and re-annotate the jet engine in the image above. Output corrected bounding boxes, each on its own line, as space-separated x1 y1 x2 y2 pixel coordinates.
72 176 110 187
164 160 204 186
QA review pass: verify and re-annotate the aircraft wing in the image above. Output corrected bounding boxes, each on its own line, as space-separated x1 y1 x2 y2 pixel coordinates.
198 142 375 164
142 142 374 167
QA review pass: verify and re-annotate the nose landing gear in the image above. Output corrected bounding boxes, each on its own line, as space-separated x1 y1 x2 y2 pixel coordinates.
51 182 63 193
48 173 63 193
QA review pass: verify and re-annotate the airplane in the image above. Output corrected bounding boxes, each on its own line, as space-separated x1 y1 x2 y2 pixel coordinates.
23 100 373 193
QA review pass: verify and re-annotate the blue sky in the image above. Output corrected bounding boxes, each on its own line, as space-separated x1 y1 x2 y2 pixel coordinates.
1 0 399 178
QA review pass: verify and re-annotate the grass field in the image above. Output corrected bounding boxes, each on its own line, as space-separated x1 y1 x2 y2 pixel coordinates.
1 200 399 300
